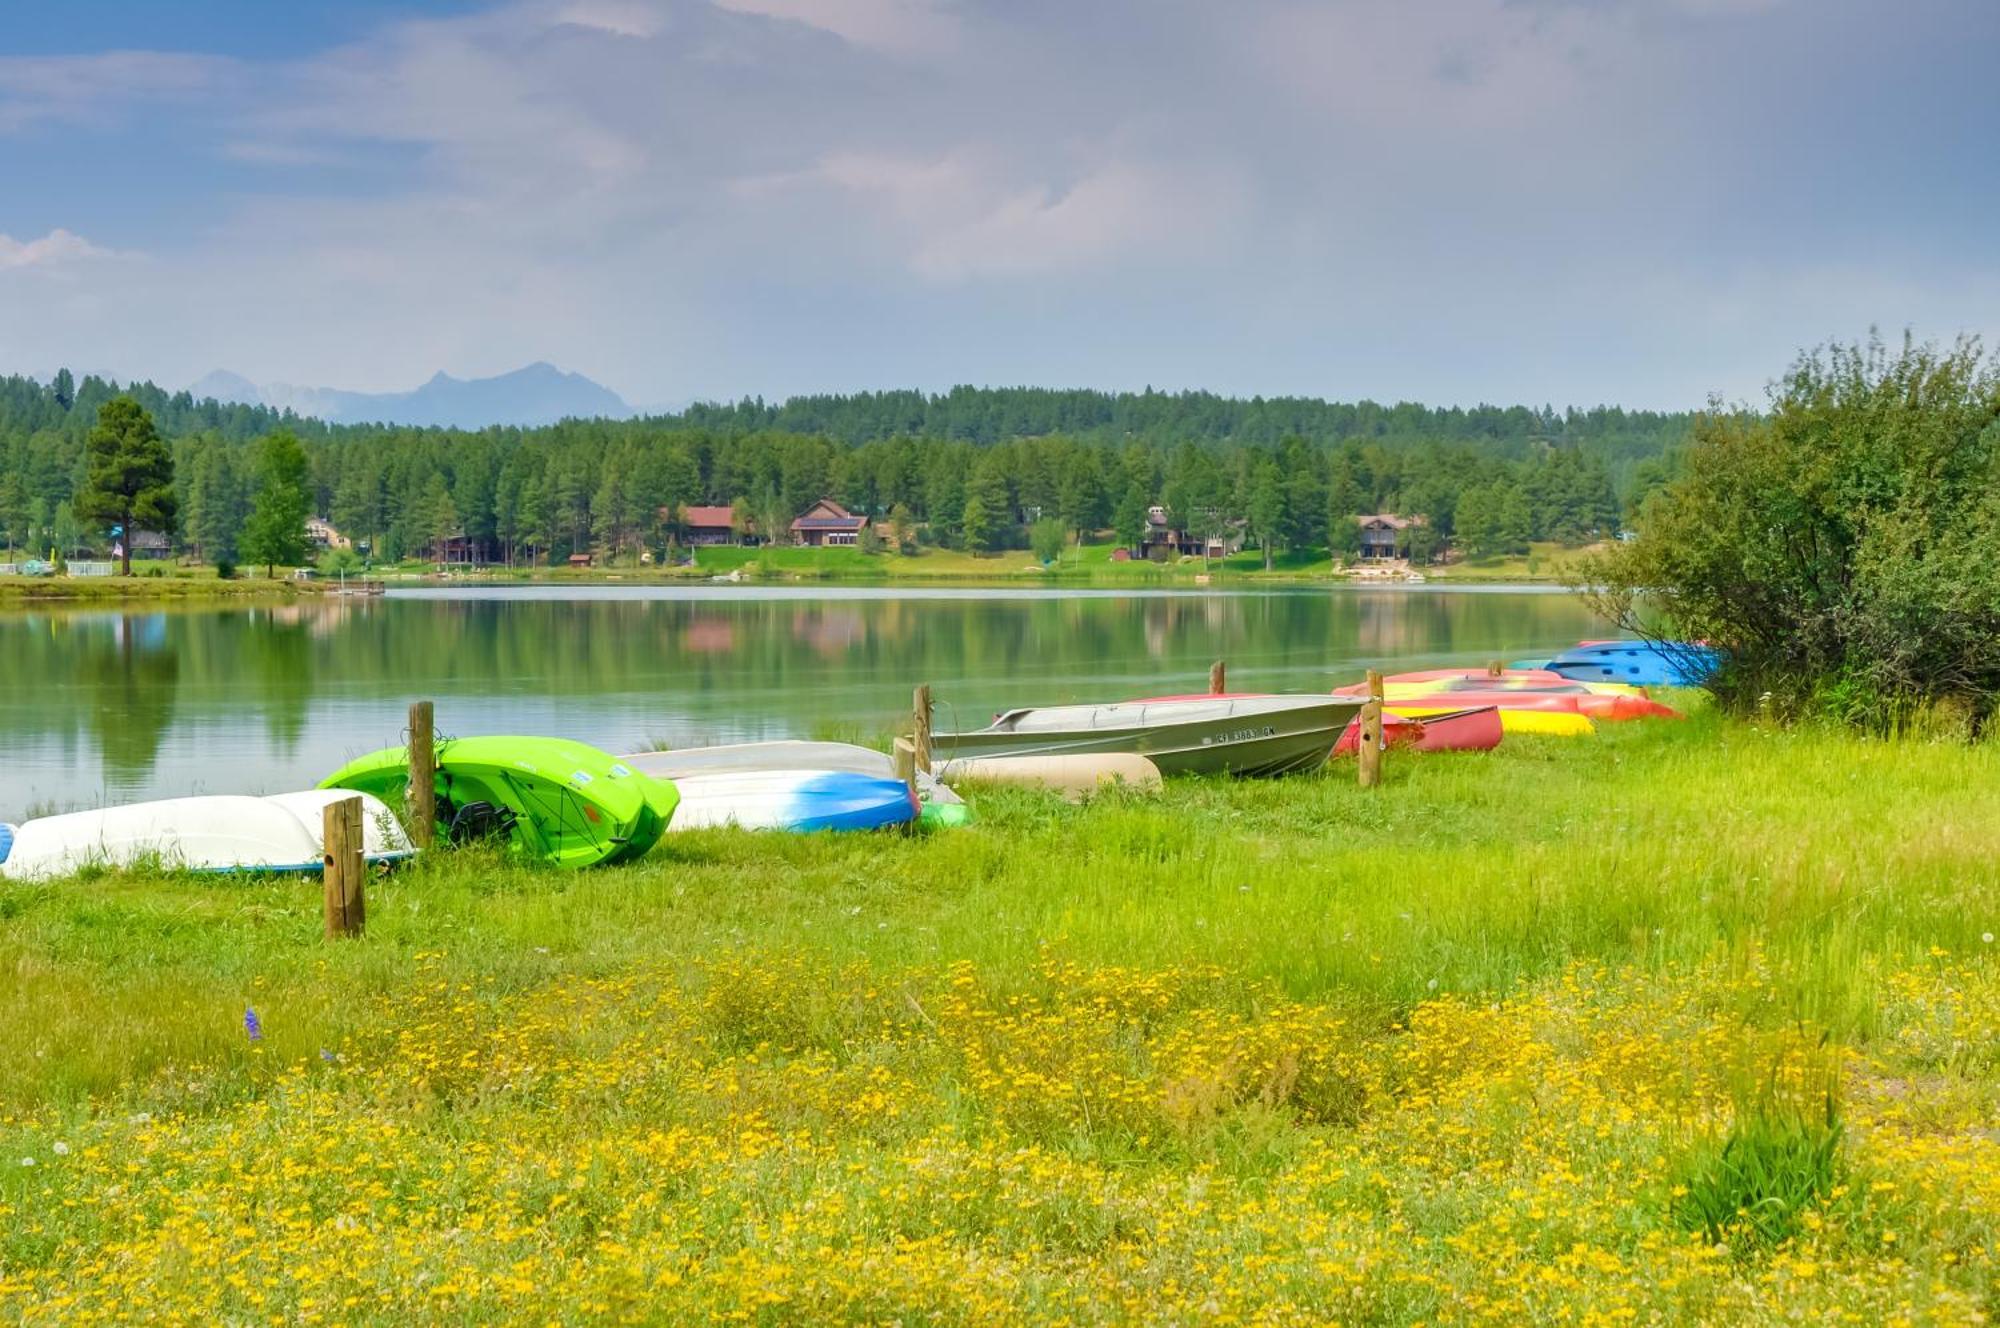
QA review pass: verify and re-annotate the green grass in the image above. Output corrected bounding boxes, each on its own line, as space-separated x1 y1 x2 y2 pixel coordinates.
0 568 320 602
5 713 1996 1106
5 717 1999 1321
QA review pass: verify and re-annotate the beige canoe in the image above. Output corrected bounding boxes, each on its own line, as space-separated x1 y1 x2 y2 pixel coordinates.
936 752 1163 798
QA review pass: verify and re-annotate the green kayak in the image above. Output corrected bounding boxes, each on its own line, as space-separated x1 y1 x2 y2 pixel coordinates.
320 736 678 870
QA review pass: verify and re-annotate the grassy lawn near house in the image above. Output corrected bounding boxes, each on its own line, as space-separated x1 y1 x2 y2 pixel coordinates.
2 715 1998 1322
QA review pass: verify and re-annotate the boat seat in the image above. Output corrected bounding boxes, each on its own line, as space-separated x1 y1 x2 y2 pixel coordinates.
447 801 517 845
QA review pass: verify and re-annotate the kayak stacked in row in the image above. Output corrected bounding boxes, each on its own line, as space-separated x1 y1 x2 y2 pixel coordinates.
1535 639 1721 687
0 790 415 881
1333 669 1684 737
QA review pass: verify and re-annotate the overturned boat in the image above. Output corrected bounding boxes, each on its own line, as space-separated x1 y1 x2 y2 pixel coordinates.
322 736 677 869
625 740 967 829
0 790 414 881
935 694 1360 777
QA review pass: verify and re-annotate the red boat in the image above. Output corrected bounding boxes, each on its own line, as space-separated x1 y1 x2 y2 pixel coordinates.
1332 705 1503 756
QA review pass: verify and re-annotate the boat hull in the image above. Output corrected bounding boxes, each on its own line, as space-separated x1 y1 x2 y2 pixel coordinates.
624 740 966 828
937 696 1360 777
0 791 413 881
322 736 678 869
1335 705 1503 754
1544 640 1721 687
658 769 918 833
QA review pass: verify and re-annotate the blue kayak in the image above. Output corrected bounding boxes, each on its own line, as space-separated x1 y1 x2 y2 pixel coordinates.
1543 640 1721 687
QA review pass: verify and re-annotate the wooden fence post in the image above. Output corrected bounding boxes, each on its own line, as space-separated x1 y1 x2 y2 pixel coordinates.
1358 669 1384 789
912 684 933 775
408 700 436 848
1209 659 1226 695
323 795 366 939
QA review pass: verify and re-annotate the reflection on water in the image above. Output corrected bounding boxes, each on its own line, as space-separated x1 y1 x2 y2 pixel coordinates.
0 585 1608 817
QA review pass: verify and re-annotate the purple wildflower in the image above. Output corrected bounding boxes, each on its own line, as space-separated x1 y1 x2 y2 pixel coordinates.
244 1006 263 1042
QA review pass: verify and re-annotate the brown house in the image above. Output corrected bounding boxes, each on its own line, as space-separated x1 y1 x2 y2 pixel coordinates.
791 498 869 547
678 505 748 546
1355 514 1425 562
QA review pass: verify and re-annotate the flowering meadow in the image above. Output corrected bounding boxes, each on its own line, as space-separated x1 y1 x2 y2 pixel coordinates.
2 715 1997 1323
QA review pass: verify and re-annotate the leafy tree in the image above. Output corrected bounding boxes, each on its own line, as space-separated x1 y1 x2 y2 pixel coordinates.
1029 516 1067 564
240 430 310 577
887 501 916 553
76 397 177 575
730 495 756 544
1454 484 1503 558
1582 335 2000 727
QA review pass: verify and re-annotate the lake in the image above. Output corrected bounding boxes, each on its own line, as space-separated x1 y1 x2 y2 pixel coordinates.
0 584 1608 818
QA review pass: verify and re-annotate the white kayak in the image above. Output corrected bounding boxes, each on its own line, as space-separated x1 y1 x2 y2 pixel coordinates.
625 741 971 829
621 757 918 832
0 791 415 881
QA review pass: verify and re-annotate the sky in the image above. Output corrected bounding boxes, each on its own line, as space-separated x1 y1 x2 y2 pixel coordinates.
1 0 1995 411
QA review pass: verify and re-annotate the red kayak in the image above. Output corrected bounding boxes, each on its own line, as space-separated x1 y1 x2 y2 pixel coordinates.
1332 705 1503 755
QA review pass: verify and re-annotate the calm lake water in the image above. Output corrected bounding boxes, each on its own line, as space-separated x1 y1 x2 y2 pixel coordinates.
0 584 1608 818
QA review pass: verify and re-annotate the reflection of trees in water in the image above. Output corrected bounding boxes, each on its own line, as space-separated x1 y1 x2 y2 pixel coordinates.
1 591 1613 803
73 615 181 792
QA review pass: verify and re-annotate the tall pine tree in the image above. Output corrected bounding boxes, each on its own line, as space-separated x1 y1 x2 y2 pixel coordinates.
75 396 176 575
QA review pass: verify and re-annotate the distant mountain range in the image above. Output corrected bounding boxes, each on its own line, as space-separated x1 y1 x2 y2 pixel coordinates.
188 362 631 428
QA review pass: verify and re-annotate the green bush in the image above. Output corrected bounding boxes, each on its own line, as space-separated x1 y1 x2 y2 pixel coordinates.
1583 335 2000 729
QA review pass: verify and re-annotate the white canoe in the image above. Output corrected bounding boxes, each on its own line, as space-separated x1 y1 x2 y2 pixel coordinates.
0 791 414 881
654 767 918 832
937 753 1163 798
626 740 964 807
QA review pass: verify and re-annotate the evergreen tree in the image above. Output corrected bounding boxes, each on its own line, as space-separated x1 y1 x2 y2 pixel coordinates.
0 472 27 554
420 473 460 562
1113 482 1149 555
184 445 245 565
240 430 310 577
1247 458 1287 570
962 492 997 555
75 396 176 575
52 368 74 412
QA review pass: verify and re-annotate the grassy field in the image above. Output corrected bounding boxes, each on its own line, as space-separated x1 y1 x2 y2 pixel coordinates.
0 569 322 602
3 715 1998 1322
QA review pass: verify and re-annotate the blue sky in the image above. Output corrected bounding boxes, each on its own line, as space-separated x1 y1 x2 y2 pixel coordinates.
2 0 1995 410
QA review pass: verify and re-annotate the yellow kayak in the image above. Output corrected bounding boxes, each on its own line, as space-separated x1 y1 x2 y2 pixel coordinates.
1388 704 1596 738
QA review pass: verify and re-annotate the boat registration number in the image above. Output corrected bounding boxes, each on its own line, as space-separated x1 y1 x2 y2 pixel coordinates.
1201 726 1277 746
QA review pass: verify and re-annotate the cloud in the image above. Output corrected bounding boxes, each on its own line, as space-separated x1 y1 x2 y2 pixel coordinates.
0 229 116 271
0 51 231 133
0 0 1993 408
711 0 960 56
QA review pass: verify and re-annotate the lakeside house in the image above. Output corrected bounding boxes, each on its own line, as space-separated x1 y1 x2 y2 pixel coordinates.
678 505 748 546
791 498 868 547
1140 505 1244 560
306 516 351 550
1356 513 1426 562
